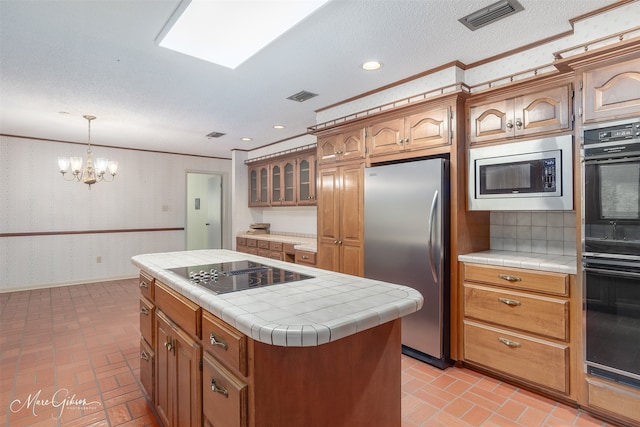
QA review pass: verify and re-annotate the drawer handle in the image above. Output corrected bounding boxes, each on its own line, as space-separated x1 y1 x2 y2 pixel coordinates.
140 306 149 315
211 378 229 397
139 281 148 289
140 350 149 362
498 274 521 282
210 332 228 350
498 297 521 307
302 255 309 259
498 337 521 348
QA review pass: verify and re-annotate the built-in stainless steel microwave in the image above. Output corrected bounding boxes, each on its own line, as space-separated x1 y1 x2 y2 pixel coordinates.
468 135 573 210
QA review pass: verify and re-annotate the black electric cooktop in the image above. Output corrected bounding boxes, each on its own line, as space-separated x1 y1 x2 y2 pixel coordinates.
168 260 313 295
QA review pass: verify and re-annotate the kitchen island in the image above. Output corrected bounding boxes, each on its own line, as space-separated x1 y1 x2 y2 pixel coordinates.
132 249 423 427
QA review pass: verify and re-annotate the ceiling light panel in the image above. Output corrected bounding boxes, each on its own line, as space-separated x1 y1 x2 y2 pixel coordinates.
157 0 330 69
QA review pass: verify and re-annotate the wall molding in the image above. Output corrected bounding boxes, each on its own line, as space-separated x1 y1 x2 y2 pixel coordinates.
1 227 184 238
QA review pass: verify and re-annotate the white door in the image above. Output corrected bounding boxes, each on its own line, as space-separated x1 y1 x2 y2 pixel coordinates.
186 173 222 250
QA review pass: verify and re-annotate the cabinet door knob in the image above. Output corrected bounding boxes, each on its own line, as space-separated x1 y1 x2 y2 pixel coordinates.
211 378 229 397
498 274 521 282
515 118 523 129
506 120 514 129
209 332 228 350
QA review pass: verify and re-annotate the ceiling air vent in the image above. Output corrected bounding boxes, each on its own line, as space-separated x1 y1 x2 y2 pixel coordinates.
287 90 318 103
458 0 524 31
206 131 225 138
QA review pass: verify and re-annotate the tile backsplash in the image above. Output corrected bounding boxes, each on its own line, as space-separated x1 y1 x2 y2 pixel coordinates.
490 211 577 256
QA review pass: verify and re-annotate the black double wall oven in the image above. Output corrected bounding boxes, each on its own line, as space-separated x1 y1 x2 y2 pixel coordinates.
583 119 640 389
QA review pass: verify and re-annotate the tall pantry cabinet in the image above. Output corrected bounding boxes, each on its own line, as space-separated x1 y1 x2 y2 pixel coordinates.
315 128 366 276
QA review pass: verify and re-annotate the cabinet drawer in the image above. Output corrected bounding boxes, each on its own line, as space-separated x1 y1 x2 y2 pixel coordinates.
140 338 154 399
295 250 316 265
246 247 258 255
269 251 284 261
258 248 271 258
155 281 201 339
202 352 248 427
202 310 248 376
464 263 568 296
464 284 569 341
283 243 296 255
236 237 247 246
270 241 283 251
139 271 154 301
257 240 270 249
140 296 155 346
464 320 569 394
246 239 257 247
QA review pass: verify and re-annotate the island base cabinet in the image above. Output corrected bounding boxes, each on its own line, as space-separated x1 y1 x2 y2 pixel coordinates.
202 352 248 427
251 319 402 427
155 310 202 427
464 320 569 394
139 338 154 399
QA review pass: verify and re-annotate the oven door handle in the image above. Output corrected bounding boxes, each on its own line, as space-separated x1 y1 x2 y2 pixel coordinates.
584 266 640 279
584 155 640 165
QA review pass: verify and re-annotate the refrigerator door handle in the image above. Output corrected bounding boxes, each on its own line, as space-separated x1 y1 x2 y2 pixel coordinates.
428 190 439 283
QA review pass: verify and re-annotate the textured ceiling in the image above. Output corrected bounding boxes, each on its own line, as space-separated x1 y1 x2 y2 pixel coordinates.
0 0 623 158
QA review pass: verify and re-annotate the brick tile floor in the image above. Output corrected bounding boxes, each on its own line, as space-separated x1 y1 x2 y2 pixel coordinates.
0 279 624 426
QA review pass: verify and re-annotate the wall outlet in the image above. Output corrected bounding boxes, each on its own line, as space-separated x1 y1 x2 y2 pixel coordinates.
96 256 102 263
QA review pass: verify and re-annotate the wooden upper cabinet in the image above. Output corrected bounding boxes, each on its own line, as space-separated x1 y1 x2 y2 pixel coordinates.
317 128 365 165
468 83 571 144
405 108 450 151
367 118 405 158
248 163 269 207
247 148 316 207
271 159 295 206
583 56 640 123
296 152 317 205
367 107 451 159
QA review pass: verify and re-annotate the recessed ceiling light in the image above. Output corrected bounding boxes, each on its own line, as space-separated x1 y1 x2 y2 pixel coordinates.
157 0 330 69
362 61 382 71
273 125 285 129
241 137 253 142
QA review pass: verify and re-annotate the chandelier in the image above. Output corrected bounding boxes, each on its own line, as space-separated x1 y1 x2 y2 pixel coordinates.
57 115 118 189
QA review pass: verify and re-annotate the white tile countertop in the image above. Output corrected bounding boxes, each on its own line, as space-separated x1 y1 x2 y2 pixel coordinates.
237 232 317 252
458 250 577 274
132 249 423 347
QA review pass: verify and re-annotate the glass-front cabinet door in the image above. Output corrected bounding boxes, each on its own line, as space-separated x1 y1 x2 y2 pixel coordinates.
297 153 317 205
249 164 270 207
272 159 295 206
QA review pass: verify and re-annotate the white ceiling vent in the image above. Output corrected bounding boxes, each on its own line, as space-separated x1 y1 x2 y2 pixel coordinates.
287 90 318 103
458 0 524 31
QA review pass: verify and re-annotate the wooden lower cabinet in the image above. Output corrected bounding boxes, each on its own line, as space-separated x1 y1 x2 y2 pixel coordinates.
461 263 576 398
464 320 569 393
295 249 316 266
203 352 248 427
155 309 202 427
140 270 403 426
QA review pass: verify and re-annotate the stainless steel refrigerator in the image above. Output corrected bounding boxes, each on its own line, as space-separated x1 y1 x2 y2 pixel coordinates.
363 158 449 368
